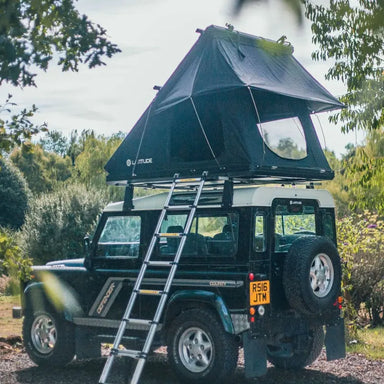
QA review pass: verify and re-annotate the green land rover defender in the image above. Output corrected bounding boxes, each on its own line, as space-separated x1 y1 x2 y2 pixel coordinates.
20 184 345 383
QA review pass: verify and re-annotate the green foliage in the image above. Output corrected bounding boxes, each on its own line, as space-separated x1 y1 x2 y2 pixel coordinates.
0 0 120 157
0 95 47 157
74 132 124 201
322 149 351 218
337 212 384 326
10 142 72 194
0 158 30 229
305 0 384 133
0 227 31 284
20 183 108 264
39 130 69 157
0 0 120 88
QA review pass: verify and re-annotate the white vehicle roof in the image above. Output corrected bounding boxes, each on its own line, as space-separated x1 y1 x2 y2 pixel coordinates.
103 186 335 213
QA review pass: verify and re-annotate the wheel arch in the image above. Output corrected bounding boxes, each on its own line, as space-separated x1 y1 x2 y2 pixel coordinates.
23 281 84 322
164 290 235 334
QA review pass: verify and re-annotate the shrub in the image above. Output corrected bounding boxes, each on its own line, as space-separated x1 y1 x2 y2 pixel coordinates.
0 227 32 294
337 212 384 326
20 184 108 265
0 158 30 229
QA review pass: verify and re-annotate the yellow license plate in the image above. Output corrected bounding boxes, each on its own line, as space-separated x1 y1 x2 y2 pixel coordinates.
249 280 270 306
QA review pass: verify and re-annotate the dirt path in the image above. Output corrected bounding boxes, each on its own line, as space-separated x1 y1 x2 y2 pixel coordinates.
1 341 383 384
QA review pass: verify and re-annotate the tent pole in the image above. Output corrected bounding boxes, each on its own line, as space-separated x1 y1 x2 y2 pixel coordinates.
248 87 266 156
190 97 222 170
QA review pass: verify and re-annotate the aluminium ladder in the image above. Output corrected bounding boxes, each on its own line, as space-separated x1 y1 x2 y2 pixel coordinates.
99 172 208 384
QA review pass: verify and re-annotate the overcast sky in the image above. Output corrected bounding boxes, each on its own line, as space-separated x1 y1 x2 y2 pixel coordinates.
0 0 365 156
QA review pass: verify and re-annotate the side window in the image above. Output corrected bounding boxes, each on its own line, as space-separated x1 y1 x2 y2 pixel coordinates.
97 216 141 258
158 213 239 258
254 213 266 252
322 211 336 244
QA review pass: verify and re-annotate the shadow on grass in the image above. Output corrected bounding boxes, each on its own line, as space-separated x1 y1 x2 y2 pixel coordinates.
15 354 365 384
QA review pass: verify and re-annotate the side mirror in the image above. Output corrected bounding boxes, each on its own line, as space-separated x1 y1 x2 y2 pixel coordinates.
83 235 93 269
84 235 91 254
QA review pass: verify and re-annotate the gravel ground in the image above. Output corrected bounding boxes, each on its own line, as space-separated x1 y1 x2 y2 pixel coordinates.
1 339 383 384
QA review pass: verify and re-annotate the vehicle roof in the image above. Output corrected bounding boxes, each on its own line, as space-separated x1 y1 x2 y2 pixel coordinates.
103 186 335 212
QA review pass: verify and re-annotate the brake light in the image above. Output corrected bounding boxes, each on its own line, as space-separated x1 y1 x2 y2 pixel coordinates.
248 273 255 281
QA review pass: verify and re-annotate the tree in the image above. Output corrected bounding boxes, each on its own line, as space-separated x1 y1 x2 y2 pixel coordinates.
20 183 108 264
74 132 125 201
39 130 69 157
0 0 120 156
305 0 384 133
10 142 72 194
0 158 30 229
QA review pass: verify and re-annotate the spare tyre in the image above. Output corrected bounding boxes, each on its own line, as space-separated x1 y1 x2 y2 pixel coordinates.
283 236 341 316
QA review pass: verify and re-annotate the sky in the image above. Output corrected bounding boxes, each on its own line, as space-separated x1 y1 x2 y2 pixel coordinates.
0 0 365 157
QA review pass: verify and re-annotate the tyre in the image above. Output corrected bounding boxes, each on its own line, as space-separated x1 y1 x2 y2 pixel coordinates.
23 307 75 366
283 236 341 315
267 326 324 369
167 308 238 384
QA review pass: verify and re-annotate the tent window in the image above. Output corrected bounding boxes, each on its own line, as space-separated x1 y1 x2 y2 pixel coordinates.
257 117 307 160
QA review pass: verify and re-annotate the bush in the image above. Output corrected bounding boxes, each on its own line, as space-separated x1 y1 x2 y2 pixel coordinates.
337 212 384 326
0 158 30 229
20 184 108 265
0 227 32 294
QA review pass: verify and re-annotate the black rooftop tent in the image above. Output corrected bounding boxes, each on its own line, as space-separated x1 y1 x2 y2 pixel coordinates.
105 25 344 185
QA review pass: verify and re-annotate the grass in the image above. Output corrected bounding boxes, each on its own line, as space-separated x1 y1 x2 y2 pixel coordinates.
347 327 384 360
0 295 22 338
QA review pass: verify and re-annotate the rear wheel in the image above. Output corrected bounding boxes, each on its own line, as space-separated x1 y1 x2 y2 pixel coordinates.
23 307 75 366
167 308 238 383
267 326 324 369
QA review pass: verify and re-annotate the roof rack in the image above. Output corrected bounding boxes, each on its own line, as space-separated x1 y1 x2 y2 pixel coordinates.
121 174 320 211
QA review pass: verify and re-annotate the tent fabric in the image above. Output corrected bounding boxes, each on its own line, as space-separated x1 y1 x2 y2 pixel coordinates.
105 25 342 184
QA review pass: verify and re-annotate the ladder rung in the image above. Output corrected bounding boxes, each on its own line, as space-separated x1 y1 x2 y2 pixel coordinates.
146 260 174 267
113 348 144 359
157 232 184 238
137 289 164 296
176 177 201 183
126 318 154 326
166 204 193 210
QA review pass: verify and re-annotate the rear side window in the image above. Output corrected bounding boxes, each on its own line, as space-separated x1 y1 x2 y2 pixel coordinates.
97 216 141 258
254 213 266 252
158 213 239 258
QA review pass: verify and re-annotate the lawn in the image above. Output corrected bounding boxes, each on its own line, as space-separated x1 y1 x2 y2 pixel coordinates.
347 327 384 360
0 295 22 338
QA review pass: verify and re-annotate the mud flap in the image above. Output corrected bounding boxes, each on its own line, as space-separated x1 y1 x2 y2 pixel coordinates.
75 329 101 359
243 331 267 378
325 318 346 361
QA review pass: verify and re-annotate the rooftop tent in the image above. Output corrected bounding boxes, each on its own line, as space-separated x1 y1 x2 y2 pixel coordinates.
105 25 344 185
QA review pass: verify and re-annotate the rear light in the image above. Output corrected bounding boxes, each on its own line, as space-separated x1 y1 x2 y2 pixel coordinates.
248 273 255 281
250 316 255 323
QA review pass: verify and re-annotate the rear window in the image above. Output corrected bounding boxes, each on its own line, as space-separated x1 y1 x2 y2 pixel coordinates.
274 201 316 252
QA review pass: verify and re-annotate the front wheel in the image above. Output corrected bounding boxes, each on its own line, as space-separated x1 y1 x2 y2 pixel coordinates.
167 308 238 384
23 308 75 366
